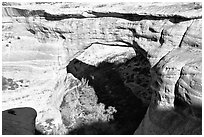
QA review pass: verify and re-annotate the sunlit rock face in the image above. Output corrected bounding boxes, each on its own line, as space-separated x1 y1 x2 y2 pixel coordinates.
2 2 202 135
135 47 202 135
133 6 202 135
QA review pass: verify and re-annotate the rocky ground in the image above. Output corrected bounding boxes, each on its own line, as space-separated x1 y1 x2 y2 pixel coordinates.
2 2 202 135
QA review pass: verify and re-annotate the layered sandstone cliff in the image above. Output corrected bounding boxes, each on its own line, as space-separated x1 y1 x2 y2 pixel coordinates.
2 2 202 135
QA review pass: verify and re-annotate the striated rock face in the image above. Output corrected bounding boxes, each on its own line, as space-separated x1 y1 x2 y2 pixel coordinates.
2 107 37 135
135 47 202 134
2 2 202 135
133 10 202 136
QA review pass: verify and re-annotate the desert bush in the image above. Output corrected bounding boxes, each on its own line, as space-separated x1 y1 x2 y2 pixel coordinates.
50 124 68 135
2 76 8 86
36 120 68 135
60 78 117 134
2 77 19 90
2 76 8 90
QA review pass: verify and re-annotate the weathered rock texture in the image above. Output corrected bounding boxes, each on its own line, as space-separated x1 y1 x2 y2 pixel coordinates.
2 2 202 135
2 107 37 135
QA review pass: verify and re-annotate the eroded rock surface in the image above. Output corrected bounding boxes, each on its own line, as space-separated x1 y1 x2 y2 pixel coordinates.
2 2 202 135
135 47 202 135
133 11 202 137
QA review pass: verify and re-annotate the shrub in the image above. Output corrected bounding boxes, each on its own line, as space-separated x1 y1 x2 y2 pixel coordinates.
60 78 117 134
50 124 68 135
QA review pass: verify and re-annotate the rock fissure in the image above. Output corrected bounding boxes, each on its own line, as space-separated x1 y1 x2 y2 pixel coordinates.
178 20 194 48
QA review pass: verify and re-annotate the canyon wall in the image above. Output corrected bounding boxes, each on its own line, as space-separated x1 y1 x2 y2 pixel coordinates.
2 2 202 134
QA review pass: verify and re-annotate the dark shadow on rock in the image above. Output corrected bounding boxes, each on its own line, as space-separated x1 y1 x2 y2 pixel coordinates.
66 48 151 134
2 107 37 135
44 12 85 21
68 121 118 135
35 129 44 135
88 11 194 23
135 100 202 135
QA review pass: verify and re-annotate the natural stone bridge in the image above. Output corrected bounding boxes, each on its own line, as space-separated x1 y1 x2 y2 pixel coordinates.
2 2 202 135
